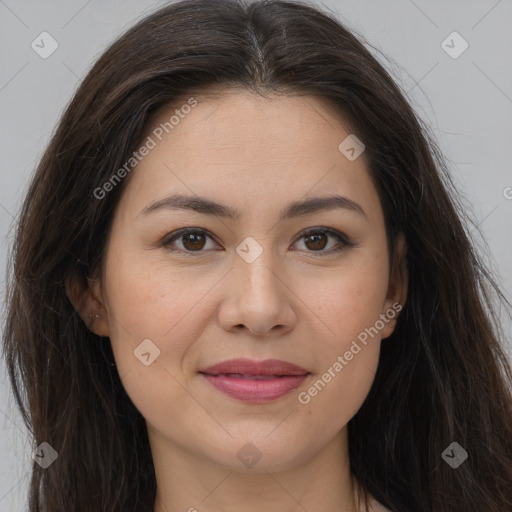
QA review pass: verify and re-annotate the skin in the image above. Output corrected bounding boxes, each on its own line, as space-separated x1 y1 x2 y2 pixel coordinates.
68 88 407 512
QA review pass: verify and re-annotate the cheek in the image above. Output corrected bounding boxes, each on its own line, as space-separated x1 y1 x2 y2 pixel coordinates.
105 242 212 329
297 270 386 426
298 341 380 438
101 245 216 380
295 260 390 346
102 253 214 427
293 257 388 422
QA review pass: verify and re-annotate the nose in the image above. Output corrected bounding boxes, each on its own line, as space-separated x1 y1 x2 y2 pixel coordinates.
217 249 297 337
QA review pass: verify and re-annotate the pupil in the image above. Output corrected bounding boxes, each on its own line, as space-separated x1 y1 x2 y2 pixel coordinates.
185 233 204 250
306 232 326 250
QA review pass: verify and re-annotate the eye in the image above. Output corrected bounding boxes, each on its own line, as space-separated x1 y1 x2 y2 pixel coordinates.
291 227 352 255
161 228 219 255
161 226 352 256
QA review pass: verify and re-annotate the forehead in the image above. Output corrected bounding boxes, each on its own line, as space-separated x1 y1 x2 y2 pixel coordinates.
150 89 351 153
116 89 381 222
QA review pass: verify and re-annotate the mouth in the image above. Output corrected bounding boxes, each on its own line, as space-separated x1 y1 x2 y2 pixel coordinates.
204 373 292 380
198 358 310 403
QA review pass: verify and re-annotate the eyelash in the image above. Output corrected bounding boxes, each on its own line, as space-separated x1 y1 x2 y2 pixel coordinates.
161 227 353 257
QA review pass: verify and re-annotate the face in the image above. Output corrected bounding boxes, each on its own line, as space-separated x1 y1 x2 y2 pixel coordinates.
84 89 405 474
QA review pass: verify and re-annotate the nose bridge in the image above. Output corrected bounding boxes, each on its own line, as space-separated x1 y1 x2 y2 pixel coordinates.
235 236 280 295
217 235 296 336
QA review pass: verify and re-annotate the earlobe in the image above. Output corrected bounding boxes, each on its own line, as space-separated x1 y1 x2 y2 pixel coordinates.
65 273 110 337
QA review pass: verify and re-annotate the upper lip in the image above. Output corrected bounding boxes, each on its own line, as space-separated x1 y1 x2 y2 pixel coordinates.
199 358 309 376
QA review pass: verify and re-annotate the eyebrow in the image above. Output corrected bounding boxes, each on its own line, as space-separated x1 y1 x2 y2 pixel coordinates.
137 193 367 221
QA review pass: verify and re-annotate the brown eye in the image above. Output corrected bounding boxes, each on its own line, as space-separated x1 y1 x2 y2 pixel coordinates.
304 231 328 251
162 228 219 254
293 227 352 255
181 232 206 251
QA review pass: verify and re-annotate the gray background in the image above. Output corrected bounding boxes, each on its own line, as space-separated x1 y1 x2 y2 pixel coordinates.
1 0 511 510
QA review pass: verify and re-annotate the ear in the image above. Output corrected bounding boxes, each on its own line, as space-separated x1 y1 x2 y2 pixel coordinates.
65 270 110 337
381 231 408 340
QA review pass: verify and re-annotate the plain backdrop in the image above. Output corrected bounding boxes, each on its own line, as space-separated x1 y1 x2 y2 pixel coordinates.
1 0 511 510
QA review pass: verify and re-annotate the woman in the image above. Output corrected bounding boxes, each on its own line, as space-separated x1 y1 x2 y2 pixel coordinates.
3 0 512 511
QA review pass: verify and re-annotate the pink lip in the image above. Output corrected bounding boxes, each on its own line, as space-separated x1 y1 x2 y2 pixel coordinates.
199 358 309 403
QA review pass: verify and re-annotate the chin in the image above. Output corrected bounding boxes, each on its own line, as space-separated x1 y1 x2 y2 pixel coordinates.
202 435 314 474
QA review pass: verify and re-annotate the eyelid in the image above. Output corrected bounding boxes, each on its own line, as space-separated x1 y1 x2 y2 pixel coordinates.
161 227 220 254
161 226 353 256
295 226 351 245
292 226 353 254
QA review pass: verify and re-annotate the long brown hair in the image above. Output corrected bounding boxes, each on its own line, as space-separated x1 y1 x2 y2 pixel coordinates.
3 0 512 510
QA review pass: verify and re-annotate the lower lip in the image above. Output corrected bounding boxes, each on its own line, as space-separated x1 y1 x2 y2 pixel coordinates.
201 373 308 403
